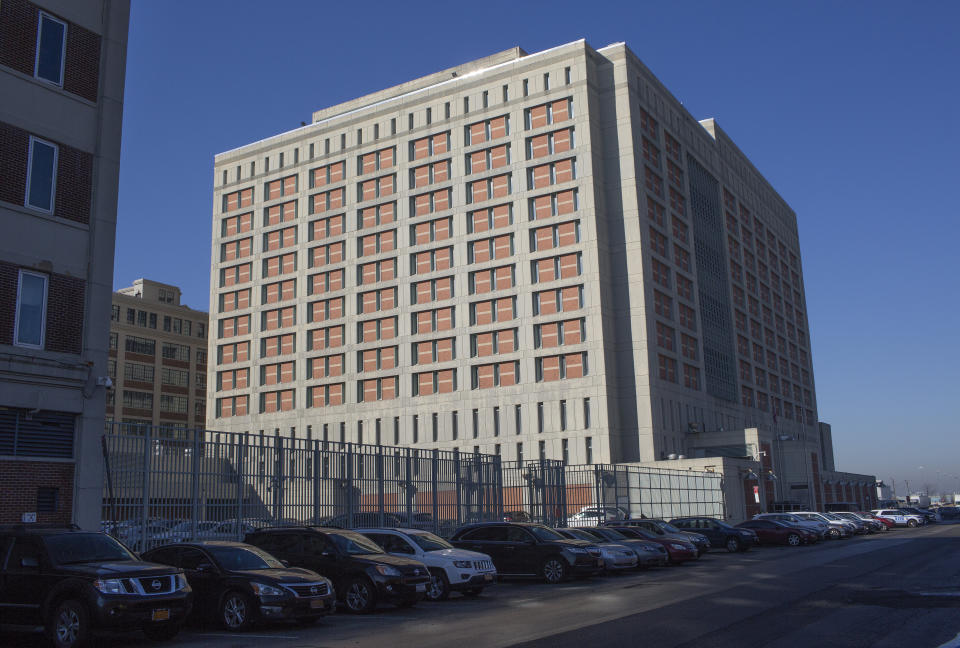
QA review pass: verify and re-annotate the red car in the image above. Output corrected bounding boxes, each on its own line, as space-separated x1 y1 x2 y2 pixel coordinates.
606 526 698 564
736 519 817 546
861 512 896 529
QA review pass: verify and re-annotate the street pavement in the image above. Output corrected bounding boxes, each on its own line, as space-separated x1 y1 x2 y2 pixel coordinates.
6 522 960 647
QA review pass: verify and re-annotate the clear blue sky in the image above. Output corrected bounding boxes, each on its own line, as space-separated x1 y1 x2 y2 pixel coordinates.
114 0 960 495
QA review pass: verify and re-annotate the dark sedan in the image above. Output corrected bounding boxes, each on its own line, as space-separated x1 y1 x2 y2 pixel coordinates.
670 517 758 552
735 519 816 546
143 541 335 630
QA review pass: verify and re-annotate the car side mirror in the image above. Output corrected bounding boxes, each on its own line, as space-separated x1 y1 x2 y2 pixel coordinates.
20 556 39 569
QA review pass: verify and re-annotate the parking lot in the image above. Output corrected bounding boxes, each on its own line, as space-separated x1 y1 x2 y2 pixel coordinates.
11 521 956 648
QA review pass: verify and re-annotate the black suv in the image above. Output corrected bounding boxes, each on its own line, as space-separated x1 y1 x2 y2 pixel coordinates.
0 525 191 647
142 541 335 630
450 522 602 584
244 527 429 613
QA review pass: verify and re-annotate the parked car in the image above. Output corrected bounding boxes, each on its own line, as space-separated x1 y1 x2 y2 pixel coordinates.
669 517 758 552
502 511 531 523
450 522 603 583
831 512 879 533
566 506 629 528
902 507 938 524
142 541 334 630
356 528 496 600
791 512 851 539
604 526 698 564
315 513 404 530
735 519 816 545
555 528 638 571
577 527 670 567
937 506 959 520
244 526 429 613
872 509 923 528
608 519 710 556
0 525 191 647
819 512 865 535
151 521 223 544
754 512 829 538
856 511 894 529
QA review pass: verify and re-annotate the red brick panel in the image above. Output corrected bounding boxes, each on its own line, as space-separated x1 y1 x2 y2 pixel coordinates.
44 272 84 354
0 0 38 77
0 459 74 525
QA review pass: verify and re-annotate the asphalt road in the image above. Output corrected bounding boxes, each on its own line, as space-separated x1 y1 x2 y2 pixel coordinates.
6 522 960 648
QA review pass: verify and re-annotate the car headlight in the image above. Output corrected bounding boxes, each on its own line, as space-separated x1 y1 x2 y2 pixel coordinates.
452 560 472 568
94 578 127 595
669 543 688 550
250 582 284 597
375 565 402 577
175 573 189 591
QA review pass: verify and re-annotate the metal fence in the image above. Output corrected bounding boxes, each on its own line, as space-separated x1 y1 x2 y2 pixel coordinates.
562 464 725 522
102 424 506 551
102 425 725 551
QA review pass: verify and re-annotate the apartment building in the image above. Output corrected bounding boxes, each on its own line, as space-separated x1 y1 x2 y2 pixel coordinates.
107 279 208 433
208 39 853 506
0 0 129 527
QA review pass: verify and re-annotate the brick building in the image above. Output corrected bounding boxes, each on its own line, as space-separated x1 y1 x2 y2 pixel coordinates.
0 0 129 527
207 40 873 510
106 279 208 434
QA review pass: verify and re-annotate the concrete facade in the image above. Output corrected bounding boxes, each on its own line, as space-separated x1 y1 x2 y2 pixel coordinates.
206 40 869 509
0 0 129 528
107 279 208 433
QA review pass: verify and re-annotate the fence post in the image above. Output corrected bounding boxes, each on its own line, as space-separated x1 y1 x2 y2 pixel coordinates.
235 432 246 537
346 443 355 528
273 432 284 525
190 429 201 541
377 445 385 527
313 441 322 524
559 461 568 528
453 449 462 528
140 426 152 553
404 450 413 526
431 449 439 535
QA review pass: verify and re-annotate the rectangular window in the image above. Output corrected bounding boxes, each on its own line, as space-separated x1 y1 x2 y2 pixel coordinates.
539 440 546 460
493 406 500 436
585 437 593 464
584 397 591 429
35 12 67 86
515 404 521 435
452 411 458 440
14 270 48 348
26 137 58 212
559 400 567 431
472 409 479 439
516 442 524 463
537 402 544 433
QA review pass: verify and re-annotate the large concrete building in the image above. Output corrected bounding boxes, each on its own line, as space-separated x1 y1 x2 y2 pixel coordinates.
208 40 871 512
106 279 208 434
0 0 129 527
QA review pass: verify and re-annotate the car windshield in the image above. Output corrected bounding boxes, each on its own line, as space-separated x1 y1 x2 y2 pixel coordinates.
656 522 682 533
530 525 565 541
45 533 137 564
626 527 656 540
209 545 284 570
409 532 453 552
328 530 385 555
564 529 595 541
597 528 627 540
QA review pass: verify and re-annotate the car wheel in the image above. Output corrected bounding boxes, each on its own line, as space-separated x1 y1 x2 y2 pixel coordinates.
143 623 181 642
907 519 918 528
542 557 568 584
343 577 377 614
787 533 801 546
425 570 451 601
725 537 741 553
220 590 253 631
49 599 91 648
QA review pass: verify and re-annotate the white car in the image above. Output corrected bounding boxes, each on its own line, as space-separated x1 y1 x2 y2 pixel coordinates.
566 506 629 528
872 509 924 528
754 512 828 538
357 528 497 601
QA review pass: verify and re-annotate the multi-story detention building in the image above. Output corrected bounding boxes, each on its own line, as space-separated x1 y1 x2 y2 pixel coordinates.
209 40 850 507
107 279 208 433
0 0 129 527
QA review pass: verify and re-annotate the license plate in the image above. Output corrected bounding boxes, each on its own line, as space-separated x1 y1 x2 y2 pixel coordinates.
151 609 170 622
416 584 426 592
484 573 494 581
310 599 325 609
